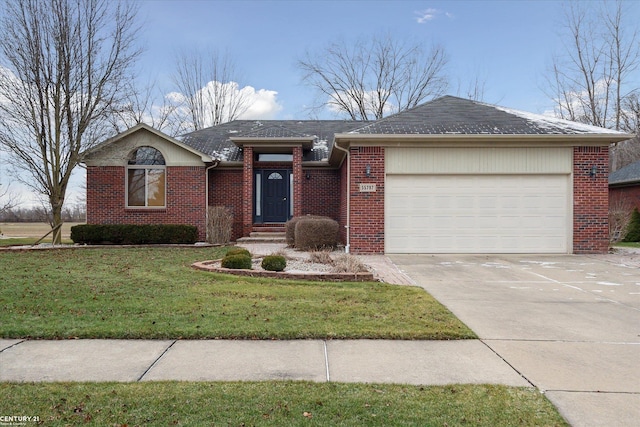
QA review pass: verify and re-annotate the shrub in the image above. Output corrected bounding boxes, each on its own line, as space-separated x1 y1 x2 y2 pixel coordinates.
623 208 640 242
294 217 339 251
285 215 324 246
309 250 334 265
332 254 368 273
70 224 198 245
207 206 233 244
221 254 252 269
225 247 251 257
261 255 287 272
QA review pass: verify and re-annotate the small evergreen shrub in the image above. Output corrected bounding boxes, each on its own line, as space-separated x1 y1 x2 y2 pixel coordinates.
70 224 198 245
294 217 339 251
225 247 251 257
221 254 252 269
623 208 640 242
261 255 287 272
285 215 324 246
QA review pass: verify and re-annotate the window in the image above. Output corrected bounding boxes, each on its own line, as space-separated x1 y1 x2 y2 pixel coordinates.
258 153 293 162
127 147 166 207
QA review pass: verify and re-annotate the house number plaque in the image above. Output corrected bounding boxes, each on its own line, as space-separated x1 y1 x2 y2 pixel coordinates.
359 183 377 192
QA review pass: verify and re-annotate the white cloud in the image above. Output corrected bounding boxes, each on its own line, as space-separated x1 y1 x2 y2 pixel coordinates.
237 86 283 119
414 8 454 24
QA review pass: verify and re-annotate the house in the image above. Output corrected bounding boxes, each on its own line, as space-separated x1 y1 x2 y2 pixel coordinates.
83 95 633 254
609 159 640 211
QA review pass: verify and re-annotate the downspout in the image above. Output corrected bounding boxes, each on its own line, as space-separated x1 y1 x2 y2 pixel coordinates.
205 159 221 242
333 141 350 253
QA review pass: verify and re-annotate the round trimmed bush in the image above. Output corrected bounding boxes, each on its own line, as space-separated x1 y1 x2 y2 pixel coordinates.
261 255 286 272
221 254 252 270
225 247 251 257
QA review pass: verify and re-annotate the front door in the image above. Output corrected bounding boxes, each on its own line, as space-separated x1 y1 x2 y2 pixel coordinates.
262 170 289 222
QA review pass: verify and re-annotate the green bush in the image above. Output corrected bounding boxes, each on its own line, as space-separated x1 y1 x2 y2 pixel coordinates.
261 255 286 272
294 217 339 251
221 254 252 270
623 208 640 242
225 247 251 257
70 224 198 245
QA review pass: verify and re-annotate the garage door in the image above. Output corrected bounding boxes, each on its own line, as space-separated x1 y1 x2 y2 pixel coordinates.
385 147 572 254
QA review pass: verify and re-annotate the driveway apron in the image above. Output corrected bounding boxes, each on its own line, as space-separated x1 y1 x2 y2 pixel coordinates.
391 253 640 427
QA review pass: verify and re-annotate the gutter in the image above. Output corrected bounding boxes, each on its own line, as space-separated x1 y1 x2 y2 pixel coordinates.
332 140 350 253
204 159 221 242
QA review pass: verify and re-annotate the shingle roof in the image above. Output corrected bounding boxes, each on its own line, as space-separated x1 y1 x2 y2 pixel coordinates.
609 160 640 185
178 95 631 164
349 95 629 135
179 120 363 162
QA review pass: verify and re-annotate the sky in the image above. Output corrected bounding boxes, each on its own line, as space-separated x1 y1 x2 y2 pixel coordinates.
1 0 636 208
137 0 570 118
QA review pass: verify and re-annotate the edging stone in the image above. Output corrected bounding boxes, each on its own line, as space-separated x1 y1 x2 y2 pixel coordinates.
192 260 375 282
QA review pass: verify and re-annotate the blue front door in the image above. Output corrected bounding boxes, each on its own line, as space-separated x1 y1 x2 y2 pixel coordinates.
262 170 289 222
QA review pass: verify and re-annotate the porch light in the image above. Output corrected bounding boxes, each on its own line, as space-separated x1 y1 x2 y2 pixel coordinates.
590 165 597 178
365 164 371 177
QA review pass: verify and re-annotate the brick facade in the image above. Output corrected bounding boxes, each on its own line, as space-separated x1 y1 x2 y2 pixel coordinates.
87 143 612 255
573 146 609 253
348 146 385 254
609 184 640 212
86 165 207 240
208 168 244 241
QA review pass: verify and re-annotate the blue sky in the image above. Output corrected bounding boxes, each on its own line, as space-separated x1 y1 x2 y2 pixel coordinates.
1 0 631 208
137 0 572 118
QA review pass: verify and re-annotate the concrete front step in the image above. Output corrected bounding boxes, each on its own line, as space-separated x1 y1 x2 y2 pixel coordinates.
250 232 285 238
238 231 286 244
237 237 286 244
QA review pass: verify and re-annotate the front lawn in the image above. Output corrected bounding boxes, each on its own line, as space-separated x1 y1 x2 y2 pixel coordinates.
0 382 568 426
0 247 475 340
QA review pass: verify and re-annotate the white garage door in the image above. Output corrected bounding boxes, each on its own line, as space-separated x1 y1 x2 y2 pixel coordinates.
385 147 572 254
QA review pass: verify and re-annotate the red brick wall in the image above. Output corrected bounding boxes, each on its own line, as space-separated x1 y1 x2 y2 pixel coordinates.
301 168 341 222
349 146 385 254
573 146 609 253
609 185 640 212
208 168 244 241
86 165 207 240
242 147 254 237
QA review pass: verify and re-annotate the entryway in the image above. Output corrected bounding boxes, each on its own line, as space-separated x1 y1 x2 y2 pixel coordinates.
254 169 291 224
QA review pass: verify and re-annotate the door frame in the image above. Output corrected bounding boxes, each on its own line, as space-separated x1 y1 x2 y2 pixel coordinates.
253 168 292 223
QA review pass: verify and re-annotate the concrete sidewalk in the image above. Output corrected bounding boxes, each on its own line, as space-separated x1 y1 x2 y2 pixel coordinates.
0 338 529 386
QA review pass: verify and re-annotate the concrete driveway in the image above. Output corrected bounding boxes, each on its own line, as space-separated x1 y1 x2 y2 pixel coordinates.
390 251 640 427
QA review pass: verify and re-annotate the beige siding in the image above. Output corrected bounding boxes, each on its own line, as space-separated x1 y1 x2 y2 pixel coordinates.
386 147 572 175
85 129 205 167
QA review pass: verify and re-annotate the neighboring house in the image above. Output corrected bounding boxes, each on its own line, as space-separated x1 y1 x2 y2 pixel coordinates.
609 159 640 212
83 95 632 254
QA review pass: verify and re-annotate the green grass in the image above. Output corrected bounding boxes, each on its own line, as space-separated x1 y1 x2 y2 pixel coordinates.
0 382 568 426
614 241 640 248
0 247 475 340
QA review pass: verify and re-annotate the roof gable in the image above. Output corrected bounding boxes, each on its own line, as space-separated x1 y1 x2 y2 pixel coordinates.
84 123 211 166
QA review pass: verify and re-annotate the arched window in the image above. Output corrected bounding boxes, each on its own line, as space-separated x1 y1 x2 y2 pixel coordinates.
127 147 166 207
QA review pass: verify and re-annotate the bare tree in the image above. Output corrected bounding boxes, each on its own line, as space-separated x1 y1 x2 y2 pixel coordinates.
0 0 141 243
298 33 449 120
109 80 185 136
171 48 249 131
545 0 640 131
0 183 19 218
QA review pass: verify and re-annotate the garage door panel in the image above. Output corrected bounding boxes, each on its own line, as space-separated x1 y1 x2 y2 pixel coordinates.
386 175 570 253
